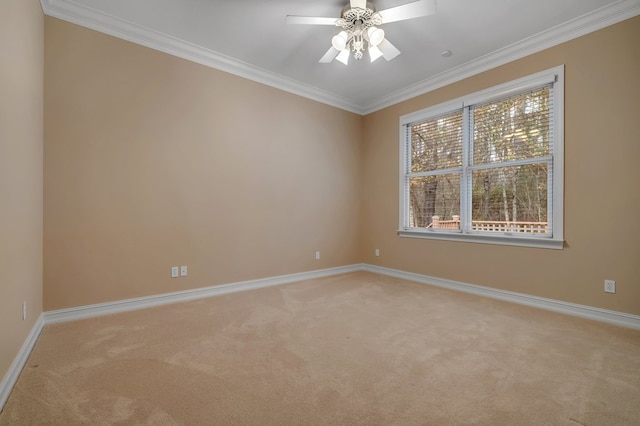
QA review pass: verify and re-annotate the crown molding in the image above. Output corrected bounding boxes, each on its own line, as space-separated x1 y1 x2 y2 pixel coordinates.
363 0 640 114
40 0 365 114
41 0 640 116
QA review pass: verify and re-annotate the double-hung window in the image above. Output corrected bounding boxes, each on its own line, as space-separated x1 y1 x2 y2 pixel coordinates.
399 66 564 249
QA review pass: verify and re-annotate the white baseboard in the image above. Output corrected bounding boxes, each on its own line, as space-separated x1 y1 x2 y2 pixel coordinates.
0 314 44 411
45 262 640 329
44 264 366 324
4 262 638 413
363 264 640 330
1 264 364 412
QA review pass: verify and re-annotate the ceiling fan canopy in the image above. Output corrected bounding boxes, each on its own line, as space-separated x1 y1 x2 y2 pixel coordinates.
286 0 437 65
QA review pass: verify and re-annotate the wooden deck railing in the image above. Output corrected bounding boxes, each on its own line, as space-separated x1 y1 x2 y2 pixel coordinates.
471 220 548 233
425 215 461 230
426 216 548 234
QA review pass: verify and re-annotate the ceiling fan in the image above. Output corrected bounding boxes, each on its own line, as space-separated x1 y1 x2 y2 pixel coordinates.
286 0 437 65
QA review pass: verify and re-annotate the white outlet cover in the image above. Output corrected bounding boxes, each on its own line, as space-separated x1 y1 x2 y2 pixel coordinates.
604 280 616 293
171 266 179 278
180 266 188 277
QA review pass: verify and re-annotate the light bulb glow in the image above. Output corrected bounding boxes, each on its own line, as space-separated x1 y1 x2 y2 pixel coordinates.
331 31 348 51
367 27 385 46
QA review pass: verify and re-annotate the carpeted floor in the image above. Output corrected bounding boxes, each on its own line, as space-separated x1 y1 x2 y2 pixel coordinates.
1 271 639 425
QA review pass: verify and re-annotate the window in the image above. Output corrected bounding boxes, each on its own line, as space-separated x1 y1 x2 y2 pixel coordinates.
399 66 564 249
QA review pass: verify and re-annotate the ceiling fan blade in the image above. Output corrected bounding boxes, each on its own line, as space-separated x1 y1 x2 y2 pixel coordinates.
285 15 338 25
378 38 401 61
378 0 436 24
319 46 340 63
350 0 367 9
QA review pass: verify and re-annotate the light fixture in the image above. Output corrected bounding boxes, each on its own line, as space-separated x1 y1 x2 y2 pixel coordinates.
336 49 351 65
368 45 383 62
367 27 385 46
286 0 438 65
329 4 393 64
331 31 349 50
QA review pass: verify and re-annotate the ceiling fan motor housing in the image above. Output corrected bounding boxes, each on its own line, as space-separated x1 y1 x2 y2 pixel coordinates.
337 2 383 59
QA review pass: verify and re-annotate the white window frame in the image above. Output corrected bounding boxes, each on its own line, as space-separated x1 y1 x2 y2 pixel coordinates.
398 66 564 249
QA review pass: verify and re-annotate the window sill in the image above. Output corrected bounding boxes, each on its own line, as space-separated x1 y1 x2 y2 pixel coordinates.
397 229 564 250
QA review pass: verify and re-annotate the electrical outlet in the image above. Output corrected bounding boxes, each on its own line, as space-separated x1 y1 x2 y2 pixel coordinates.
171 266 179 278
375 248 380 257
315 251 320 260
180 266 188 277
604 280 616 294
22 301 27 320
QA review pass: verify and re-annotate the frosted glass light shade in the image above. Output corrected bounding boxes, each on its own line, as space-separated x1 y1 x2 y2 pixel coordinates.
331 31 348 50
367 27 385 46
369 45 383 62
336 49 350 65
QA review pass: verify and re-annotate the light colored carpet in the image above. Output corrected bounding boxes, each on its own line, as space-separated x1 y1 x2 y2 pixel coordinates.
1 271 639 425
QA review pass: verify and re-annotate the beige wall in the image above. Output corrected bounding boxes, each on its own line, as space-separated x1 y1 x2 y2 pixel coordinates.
44 18 362 310
43 15 639 317
0 4 636 408
362 16 640 315
0 1 44 381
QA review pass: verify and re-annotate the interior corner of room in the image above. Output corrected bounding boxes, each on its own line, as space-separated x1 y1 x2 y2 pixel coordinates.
1 0 639 422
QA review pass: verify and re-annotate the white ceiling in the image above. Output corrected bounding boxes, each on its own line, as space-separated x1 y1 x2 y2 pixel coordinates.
41 0 640 114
